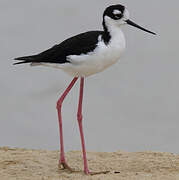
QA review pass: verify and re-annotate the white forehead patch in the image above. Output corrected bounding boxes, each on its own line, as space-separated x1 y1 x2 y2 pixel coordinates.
113 10 122 15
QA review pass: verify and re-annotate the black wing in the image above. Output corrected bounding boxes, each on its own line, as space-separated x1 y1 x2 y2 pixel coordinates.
14 31 103 65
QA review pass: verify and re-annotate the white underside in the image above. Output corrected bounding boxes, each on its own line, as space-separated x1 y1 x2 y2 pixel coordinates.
34 25 126 77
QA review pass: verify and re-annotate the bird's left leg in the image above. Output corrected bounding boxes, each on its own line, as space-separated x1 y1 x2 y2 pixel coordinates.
77 77 110 175
77 77 90 174
57 77 78 172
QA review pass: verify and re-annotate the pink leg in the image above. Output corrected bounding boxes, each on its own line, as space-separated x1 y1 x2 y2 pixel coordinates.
77 77 90 174
56 77 78 170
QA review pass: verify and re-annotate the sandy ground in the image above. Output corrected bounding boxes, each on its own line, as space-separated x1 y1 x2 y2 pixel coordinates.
0 147 179 180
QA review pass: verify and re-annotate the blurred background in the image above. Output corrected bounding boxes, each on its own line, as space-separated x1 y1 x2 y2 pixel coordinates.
1 0 179 153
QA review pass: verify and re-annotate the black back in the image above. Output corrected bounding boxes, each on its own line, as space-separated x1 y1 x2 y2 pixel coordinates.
14 31 104 65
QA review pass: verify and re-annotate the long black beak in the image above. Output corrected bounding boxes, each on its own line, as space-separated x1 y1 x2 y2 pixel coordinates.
126 19 156 35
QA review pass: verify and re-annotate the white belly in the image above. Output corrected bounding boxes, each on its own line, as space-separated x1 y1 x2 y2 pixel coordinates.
41 30 126 77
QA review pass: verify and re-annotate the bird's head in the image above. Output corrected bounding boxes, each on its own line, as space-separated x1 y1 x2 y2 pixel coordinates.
103 4 156 35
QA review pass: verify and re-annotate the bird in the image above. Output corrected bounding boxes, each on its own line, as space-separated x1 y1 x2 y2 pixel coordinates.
14 4 156 175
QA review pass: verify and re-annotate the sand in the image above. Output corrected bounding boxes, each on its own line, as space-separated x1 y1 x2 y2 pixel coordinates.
0 147 179 180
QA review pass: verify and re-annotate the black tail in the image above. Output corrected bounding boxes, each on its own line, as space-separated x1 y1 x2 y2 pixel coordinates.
13 55 37 65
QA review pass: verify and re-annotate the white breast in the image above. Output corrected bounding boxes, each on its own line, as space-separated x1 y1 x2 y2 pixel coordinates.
41 29 126 77
61 30 126 77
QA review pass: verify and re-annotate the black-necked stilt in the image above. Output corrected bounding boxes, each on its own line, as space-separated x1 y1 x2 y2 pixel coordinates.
14 4 156 175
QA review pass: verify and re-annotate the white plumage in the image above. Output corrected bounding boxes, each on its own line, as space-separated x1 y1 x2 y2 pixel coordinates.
41 16 126 77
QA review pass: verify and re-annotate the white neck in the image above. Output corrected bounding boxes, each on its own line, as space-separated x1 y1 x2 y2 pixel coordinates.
104 16 126 47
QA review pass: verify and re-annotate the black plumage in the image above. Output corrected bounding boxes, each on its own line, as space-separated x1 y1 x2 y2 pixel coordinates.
14 31 108 65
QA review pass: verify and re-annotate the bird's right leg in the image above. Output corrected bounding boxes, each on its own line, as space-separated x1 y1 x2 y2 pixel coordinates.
56 77 78 171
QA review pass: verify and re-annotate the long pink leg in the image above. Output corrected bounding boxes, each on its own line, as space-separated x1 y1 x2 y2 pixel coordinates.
77 77 90 174
57 77 78 170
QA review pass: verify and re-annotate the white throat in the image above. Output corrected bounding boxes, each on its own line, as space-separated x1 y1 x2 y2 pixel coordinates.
104 16 126 48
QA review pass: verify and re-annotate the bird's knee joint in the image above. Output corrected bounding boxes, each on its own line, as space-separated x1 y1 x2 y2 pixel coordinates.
77 114 83 122
56 100 63 109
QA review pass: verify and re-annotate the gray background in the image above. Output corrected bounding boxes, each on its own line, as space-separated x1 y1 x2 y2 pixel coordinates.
1 0 179 153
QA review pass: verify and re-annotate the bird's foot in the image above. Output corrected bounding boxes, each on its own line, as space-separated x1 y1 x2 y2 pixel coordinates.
58 161 74 172
58 161 110 175
89 170 110 175
83 167 110 175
